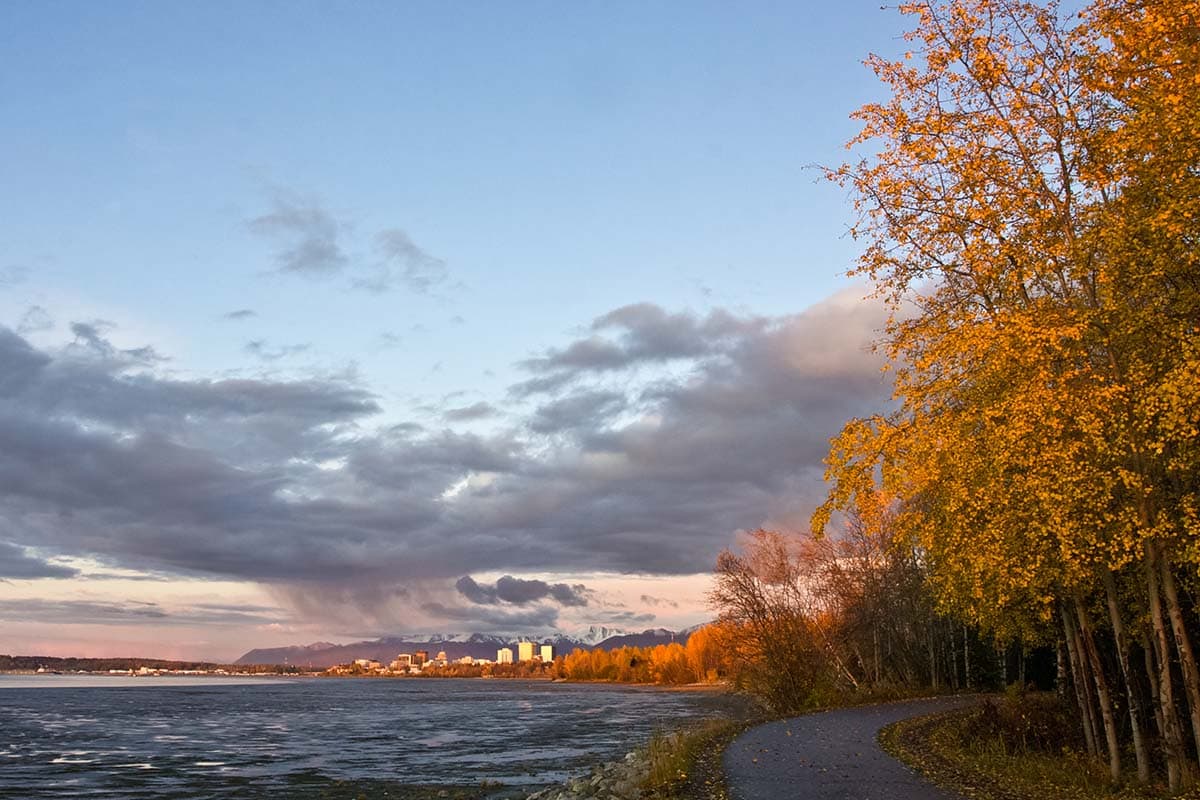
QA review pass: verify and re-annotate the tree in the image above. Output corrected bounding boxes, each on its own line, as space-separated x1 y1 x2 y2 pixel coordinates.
813 0 1200 786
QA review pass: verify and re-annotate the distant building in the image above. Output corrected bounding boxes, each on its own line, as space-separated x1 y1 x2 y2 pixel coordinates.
435 650 448 663
414 650 428 667
390 654 413 671
517 641 536 662
354 659 382 670
540 644 554 662
457 655 475 665
497 647 514 664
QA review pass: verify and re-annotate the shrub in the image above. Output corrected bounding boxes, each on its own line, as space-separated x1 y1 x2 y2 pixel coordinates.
963 688 1081 755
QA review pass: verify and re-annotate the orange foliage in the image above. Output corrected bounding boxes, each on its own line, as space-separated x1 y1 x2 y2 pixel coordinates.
554 627 732 685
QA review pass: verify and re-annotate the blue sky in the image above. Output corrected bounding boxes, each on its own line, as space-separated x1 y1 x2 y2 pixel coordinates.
0 2 909 659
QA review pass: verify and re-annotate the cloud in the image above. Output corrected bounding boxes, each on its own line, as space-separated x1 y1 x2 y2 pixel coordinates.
0 542 78 579
248 192 348 276
244 340 312 361
640 594 679 609
594 610 657 625
518 304 766 385
456 575 590 607
69 320 114 350
376 331 403 350
67 320 165 366
222 309 257 321
246 190 450 294
353 229 448 293
0 265 28 288
420 601 561 631
17 306 53 335
443 401 498 422
529 390 627 435
0 598 283 626
0 287 890 631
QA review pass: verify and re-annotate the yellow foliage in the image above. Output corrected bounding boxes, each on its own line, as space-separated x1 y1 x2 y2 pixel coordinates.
815 0 1200 638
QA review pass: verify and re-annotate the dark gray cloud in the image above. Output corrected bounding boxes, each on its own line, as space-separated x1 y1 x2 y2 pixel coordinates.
223 309 257 321
69 320 114 350
595 610 657 625
519 304 766 383
420 601 561 631
0 287 890 631
354 229 448 293
0 542 78 579
529 390 627 435
443 401 498 422
248 193 348 277
68 321 164 366
456 575 590 607
0 598 283 626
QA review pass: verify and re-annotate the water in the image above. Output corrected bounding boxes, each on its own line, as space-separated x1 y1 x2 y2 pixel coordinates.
0 676 737 798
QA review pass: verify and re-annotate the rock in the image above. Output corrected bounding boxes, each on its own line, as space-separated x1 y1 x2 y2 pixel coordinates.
521 747 652 800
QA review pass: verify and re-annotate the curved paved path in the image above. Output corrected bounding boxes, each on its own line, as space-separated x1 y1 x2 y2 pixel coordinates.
723 696 977 800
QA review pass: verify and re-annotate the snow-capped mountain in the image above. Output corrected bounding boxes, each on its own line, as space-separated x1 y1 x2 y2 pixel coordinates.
568 625 631 645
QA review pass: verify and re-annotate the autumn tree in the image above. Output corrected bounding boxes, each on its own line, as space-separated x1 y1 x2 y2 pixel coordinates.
708 522 981 711
708 530 843 711
814 0 1200 787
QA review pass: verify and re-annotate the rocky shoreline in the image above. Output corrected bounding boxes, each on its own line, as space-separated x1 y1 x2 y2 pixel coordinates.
521 749 650 800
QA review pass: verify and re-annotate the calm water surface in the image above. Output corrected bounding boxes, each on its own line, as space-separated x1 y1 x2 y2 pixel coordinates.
0 676 735 798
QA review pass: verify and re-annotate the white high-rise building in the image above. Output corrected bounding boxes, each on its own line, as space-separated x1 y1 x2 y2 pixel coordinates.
540 644 554 662
497 647 514 664
517 641 536 662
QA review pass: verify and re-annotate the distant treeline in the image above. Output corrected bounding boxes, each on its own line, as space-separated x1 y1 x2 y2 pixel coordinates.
553 628 725 685
0 655 302 674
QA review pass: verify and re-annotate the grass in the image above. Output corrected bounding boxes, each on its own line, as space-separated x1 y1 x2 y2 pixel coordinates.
879 701 1169 800
642 718 754 800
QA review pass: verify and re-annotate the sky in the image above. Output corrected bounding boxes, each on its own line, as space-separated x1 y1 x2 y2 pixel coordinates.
0 2 911 662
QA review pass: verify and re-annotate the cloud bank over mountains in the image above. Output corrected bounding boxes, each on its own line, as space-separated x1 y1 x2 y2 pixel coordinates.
0 288 891 632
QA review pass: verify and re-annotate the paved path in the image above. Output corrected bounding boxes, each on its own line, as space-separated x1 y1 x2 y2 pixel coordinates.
722 696 977 800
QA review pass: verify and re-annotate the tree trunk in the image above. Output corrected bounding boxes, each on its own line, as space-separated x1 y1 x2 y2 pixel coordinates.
1057 641 1067 700
950 624 960 691
963 624 972 690
1075 596 1123 781
1159 549 1200 761
1103 570 1151 783
873 623 881 686
1019 640 1026 687
929 623 938 690
1063 604 1100 756
1142 629 1166 742
1147 545 1187 791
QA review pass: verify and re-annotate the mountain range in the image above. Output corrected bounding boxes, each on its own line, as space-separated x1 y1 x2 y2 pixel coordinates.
235 626 697 667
